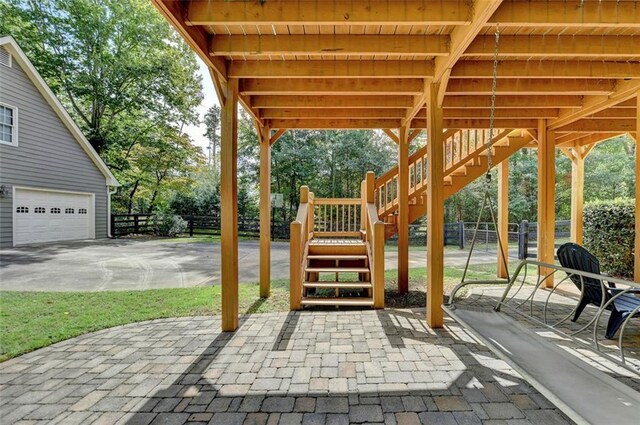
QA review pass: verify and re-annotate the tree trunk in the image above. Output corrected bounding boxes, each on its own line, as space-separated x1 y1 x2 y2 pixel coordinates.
127 179 140 214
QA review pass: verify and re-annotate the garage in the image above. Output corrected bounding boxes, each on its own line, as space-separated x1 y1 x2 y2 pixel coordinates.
13 188 94 246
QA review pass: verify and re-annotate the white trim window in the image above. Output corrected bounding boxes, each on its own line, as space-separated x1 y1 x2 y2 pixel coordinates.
0 104 17 146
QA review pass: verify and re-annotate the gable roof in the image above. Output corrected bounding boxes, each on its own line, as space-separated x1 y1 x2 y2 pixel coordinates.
0 36 119 187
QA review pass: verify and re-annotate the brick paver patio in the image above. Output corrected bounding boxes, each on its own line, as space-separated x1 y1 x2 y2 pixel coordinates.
0 309 574 425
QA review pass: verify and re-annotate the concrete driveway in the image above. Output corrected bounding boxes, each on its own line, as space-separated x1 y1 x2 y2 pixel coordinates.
0 238 499 291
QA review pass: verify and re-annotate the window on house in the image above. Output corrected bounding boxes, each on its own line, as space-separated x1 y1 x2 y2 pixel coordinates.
35 207 45 213
0 105 17 146
65 208 74 214
51 207 61 214
78 208 87 214
16 206 28 213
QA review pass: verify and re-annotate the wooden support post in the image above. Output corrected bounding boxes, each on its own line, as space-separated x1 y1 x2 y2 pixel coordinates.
635 92 640 282
426 82 444 328
570 150 586 245
259 125 271 298
397 126 410 294
497 160 509 279
221 78 239 331
373 221 385 308
537 119 556 288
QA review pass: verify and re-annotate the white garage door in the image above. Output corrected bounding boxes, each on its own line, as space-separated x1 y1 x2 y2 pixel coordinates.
14 188 94 245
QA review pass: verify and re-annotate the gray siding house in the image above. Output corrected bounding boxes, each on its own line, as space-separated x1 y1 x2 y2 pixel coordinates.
0 36 119 247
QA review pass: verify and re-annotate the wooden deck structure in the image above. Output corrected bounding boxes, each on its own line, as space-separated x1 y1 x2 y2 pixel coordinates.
152 0 640 331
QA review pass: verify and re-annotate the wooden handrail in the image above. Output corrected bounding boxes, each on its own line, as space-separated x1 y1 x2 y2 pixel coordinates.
314 198 360 205
290 186 311 310
375 128 510 218
363 171 385 309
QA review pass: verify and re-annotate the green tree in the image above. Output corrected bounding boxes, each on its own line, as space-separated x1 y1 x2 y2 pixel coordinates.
203 105 221 174
2 0 205 212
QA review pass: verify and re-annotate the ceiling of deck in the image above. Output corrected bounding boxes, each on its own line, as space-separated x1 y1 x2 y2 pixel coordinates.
152 0 639 145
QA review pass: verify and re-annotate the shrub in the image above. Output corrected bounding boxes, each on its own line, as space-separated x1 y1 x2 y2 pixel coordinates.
583 198 635 278
152 208 187 237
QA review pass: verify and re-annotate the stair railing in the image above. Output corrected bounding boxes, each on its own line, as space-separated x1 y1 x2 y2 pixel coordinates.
375 128 507 219
313 197 362 238
363 171 385 309
290 186 312 310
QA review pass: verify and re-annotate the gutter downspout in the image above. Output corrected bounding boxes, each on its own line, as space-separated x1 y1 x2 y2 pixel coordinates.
107 186 118 238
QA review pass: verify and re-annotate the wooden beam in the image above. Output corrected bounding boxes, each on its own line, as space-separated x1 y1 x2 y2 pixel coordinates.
152 0 227 80
447 78 616 96
497 159 509 279
212 34 449 56
555 119 636 133
221 78 239 332
186 0 471 25
240 78 424 95
466 35 640 58
402 79 430 128
549 80 640 130
269 128 287 146
537 119 555 288
398 126 410 294
209 67 227 106
267 118 537 130
252 95 414 109
426 82 445 328
570 146 586 245
267 118 401 129
489 0 640 28
442 95 583 109
413 118 538 129
452 60 640 80
229 59 435 79
587 108 639 119
382 129 399 144
433 0 503 103
557 132 624 147
408 129 422 144
260 108 560 119
260 108 407 119
443 108 559 119
259 125 271 298
636 92 640 282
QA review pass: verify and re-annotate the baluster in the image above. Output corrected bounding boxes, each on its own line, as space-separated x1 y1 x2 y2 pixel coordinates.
323 204 327 232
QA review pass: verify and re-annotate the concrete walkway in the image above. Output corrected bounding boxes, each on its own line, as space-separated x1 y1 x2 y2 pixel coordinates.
0 239 501 292
0 309 571 424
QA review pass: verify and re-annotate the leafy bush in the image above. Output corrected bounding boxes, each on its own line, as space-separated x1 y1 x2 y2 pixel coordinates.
152 208 187 237
583 198 635 278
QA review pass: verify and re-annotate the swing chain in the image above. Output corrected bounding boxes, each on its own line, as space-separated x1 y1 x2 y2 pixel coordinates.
486 24 500 186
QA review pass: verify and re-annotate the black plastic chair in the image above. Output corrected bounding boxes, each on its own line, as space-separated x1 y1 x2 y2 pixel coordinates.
557 243 638 339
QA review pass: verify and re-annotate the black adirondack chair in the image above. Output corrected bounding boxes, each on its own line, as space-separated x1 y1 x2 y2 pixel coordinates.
557 243 639 339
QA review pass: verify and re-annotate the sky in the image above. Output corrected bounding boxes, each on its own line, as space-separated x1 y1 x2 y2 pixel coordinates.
183 57 220 156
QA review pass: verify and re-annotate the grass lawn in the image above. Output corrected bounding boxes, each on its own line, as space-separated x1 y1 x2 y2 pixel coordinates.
0 262 517 361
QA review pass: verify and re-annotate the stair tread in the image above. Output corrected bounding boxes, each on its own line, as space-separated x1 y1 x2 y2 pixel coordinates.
304 281 372 288
309 238 365 243
306 267 370 273
307 255 368 260
301 297 374 306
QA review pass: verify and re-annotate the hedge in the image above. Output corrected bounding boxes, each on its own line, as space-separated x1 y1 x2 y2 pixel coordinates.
583 198 635 278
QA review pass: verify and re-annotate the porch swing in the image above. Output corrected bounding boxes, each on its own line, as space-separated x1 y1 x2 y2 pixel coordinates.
457 25 512 288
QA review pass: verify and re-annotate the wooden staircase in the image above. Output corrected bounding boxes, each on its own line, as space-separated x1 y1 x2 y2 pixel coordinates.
290 129 534 310
376 129 535 238
301 239 374 306
290 177 385 310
